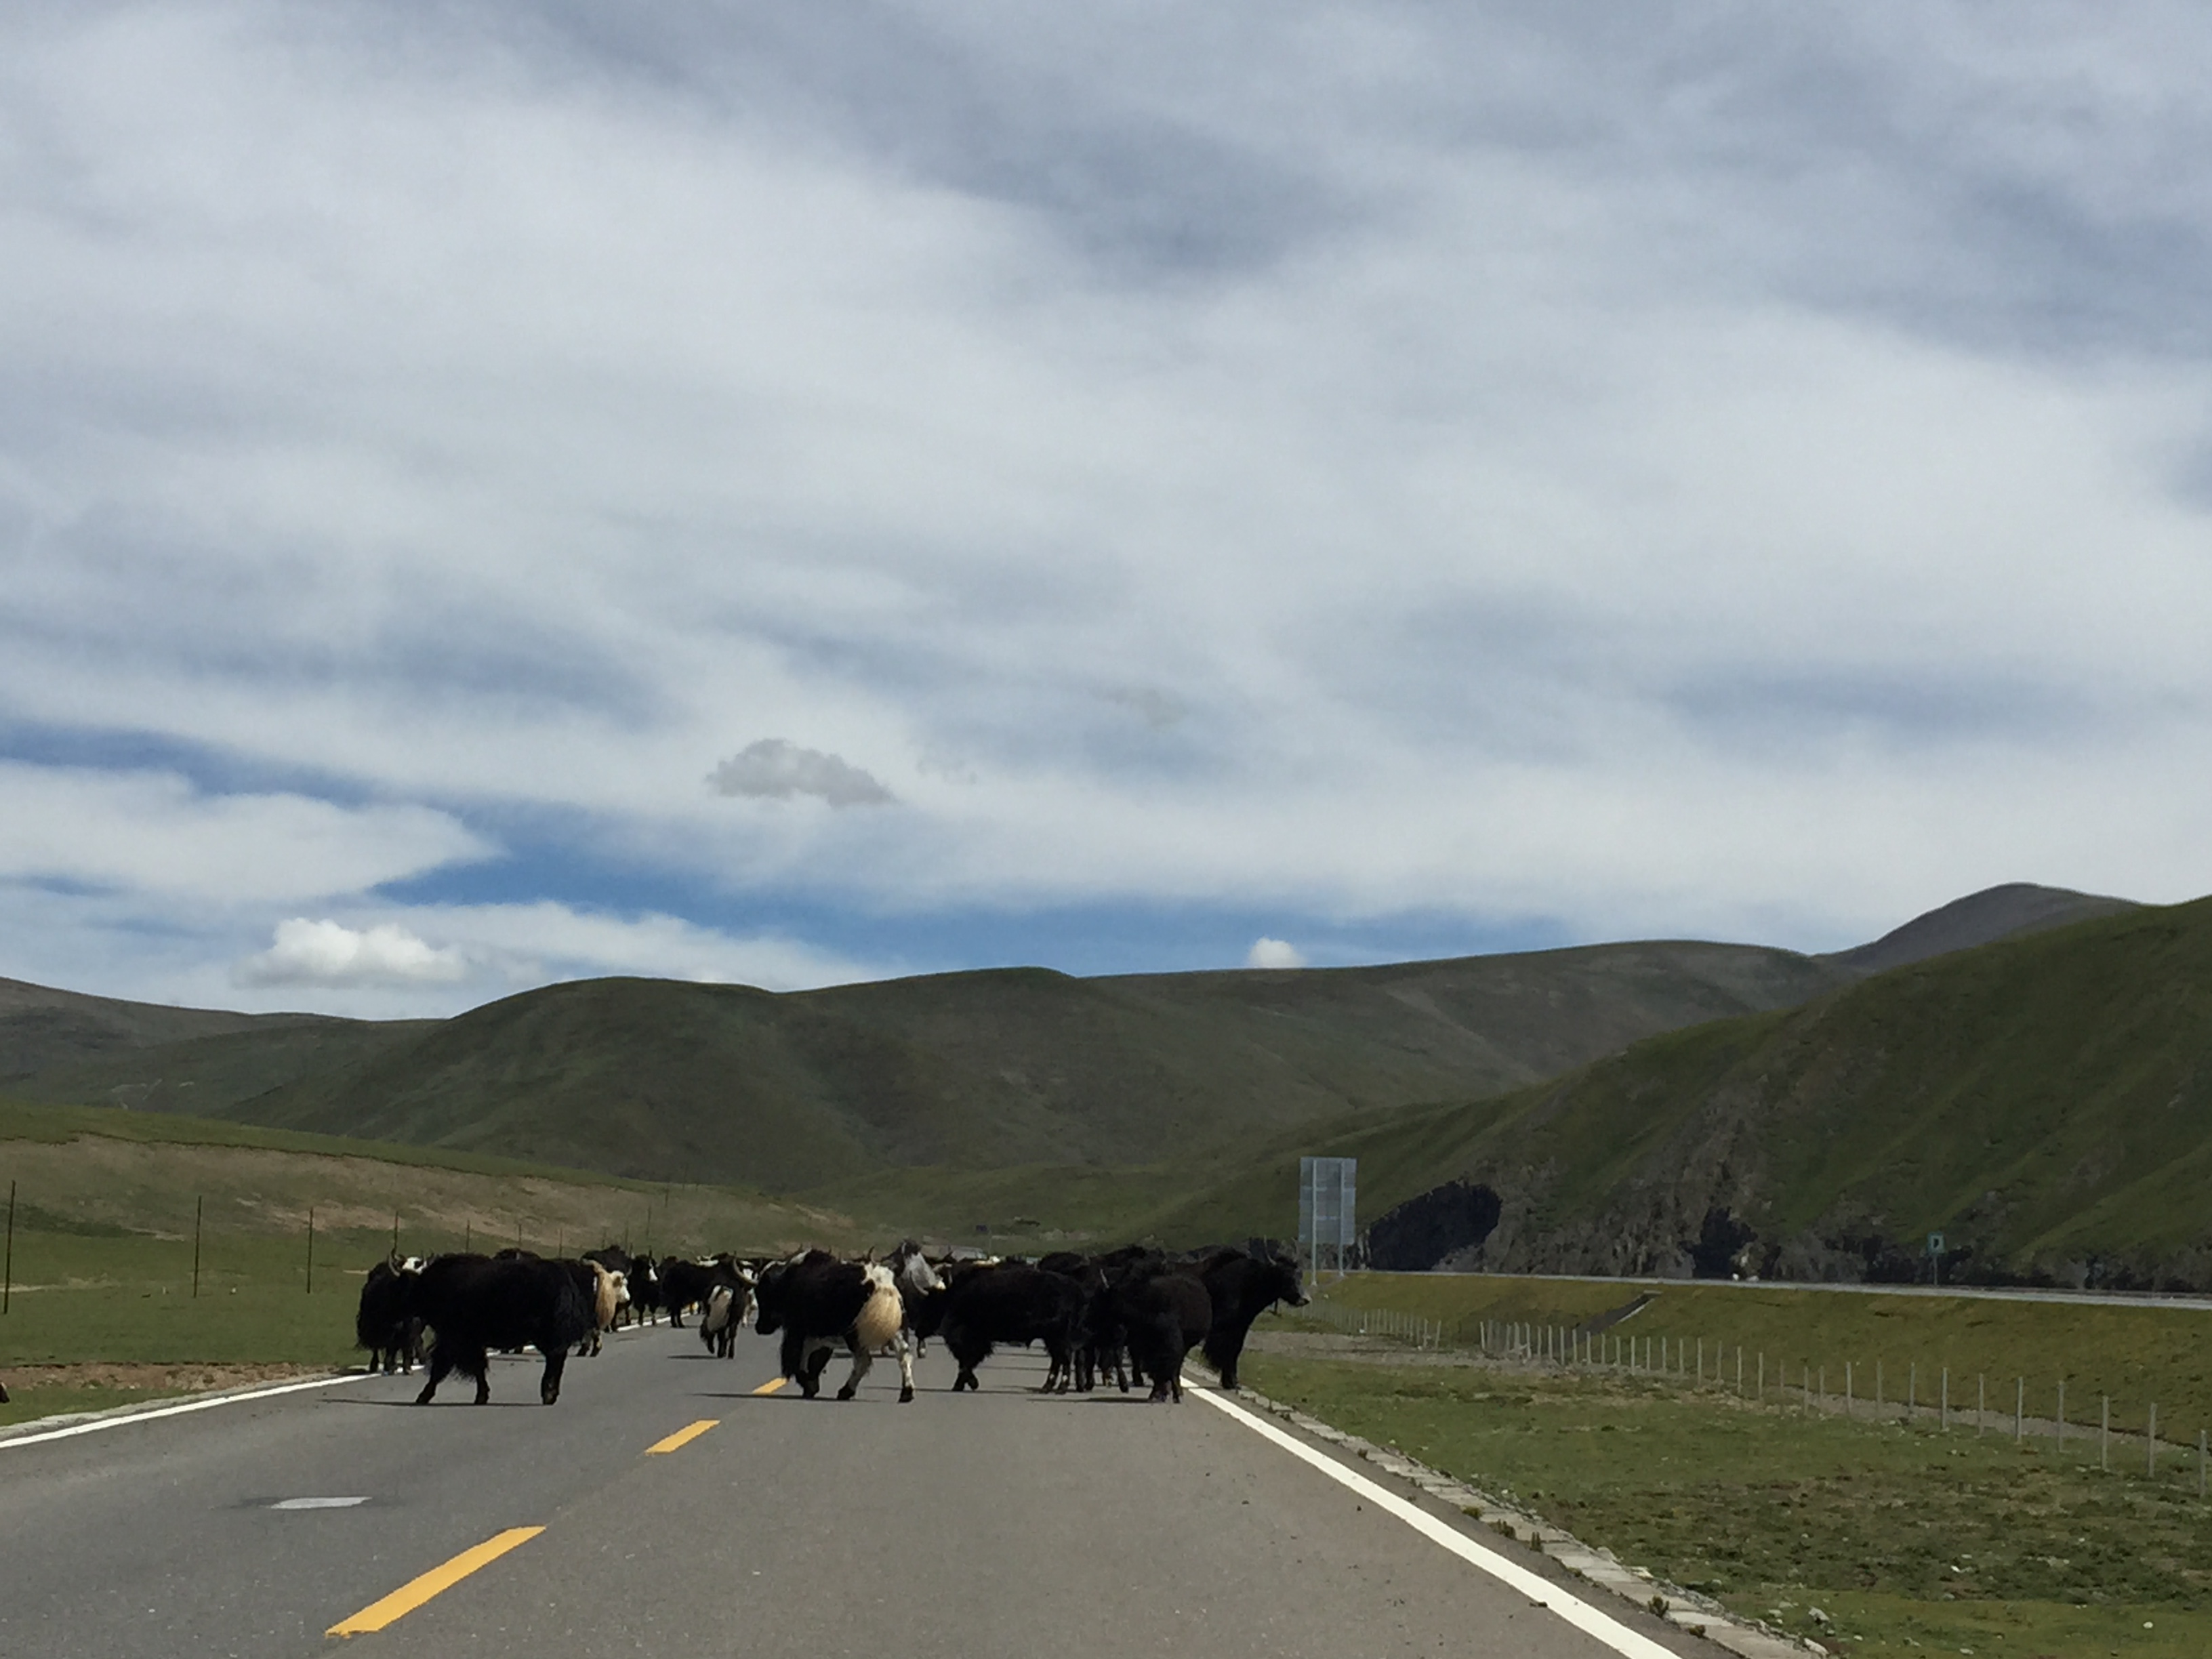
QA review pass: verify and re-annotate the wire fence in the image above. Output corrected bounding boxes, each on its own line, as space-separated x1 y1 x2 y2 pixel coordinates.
1297 1299 2212 1495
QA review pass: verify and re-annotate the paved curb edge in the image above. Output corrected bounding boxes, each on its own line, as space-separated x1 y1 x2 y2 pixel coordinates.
0 1368 361 1444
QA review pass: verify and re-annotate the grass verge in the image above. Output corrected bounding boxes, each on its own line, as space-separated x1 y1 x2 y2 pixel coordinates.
1309 1273 2212 1454
0 1095 872 1423
1243 1343 2212 1658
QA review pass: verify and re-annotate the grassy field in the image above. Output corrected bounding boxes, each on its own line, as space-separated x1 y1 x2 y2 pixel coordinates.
1308 1273 2212 1451
1244 1346 2212 1658
0 1094 866 1426
0 1096 861 1253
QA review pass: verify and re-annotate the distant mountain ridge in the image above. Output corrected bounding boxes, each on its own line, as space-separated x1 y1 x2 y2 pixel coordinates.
1818 881 2138 976
0 882 2135 1200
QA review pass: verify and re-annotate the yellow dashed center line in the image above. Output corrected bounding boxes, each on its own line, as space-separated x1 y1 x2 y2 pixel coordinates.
644 1418 720 1454
327 1525 544 1638
751 1376 787 1395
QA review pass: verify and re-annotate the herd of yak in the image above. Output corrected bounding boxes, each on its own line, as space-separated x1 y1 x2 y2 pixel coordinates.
353 1240 1311 1408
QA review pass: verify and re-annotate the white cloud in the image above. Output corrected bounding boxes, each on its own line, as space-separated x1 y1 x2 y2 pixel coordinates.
1 2 2211 1006
1246 936 1305 970
220 903 880 1010
0 762 489 902
235 918 468 987
377 901 884 996
708 741 895 808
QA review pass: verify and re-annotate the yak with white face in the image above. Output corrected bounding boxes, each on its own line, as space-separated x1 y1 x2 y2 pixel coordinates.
886 1239 945 1362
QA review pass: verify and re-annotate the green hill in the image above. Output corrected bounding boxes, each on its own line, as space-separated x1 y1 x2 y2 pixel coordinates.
1158 896 2212 1285
2 882 2149 1242
171 942 1847 1191
0 975 421 1082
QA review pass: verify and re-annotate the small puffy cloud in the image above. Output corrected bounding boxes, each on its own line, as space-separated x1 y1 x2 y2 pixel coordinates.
235 918 471 988
1105 687 1189 731
1246 936 1306 969
708 741 895 808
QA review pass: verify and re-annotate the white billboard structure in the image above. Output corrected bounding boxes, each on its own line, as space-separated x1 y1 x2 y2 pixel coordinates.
1298 1156 1357 1276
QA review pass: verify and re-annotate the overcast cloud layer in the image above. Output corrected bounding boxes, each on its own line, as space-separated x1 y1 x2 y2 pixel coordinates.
4 2 2211 1017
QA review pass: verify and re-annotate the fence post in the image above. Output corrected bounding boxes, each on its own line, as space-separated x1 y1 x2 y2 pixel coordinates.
1942 1368 1950 1431
2102 1397 2110 1472
1846 1361 1853 1416
2200 1429 2206 1500
3 1179 13 1315
2057 1380 2066 1452
1736 1347 1743 1397
192 1195 203 1298
1758 1351 1764 1399
1978 1374 1985 1436
391 1208 400 1258
1910 1363 1917 1417
2150 1404 2158 1477
2015 1378 2024 1443
305 1205 315 1295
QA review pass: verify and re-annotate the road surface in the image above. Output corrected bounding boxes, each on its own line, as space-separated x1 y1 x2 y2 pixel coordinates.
0 1324 1708 1658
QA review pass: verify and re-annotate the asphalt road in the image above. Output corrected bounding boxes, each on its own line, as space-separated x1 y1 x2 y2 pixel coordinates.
0 1325 1706 1659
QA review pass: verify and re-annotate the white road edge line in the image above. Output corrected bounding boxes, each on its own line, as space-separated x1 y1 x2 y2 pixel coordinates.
0 1372 380 1451
1191 1387 1681 1659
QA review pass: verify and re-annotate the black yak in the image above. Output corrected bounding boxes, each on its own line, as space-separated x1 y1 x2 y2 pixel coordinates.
404 1253 594 1406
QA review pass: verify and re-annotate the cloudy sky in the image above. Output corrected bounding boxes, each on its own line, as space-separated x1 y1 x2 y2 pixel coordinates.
5 2 2210 1017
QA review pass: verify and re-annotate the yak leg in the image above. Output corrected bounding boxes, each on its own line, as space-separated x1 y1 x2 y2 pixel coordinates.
1041 1341 1071 1393
414 1343 455 1406
836 1332 875 1401
894 1331 916 1404
1206 1328 1246 1390
539 1345 569 1406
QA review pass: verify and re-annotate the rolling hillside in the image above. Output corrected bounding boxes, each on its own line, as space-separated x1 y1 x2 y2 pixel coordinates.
177 942 1848 1191
1157 895 2212 1286
1 882 2146 1227
0 976 406 1082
